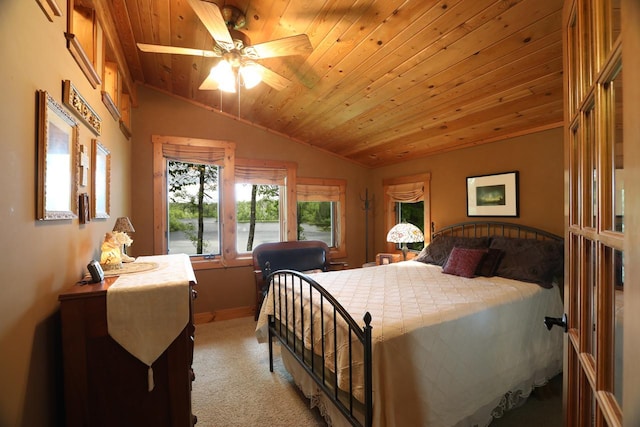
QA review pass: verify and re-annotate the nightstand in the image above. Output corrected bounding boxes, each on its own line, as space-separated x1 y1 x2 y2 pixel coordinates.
376 252 418 265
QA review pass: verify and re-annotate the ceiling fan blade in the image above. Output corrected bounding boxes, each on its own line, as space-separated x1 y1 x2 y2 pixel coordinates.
244 34 313 59
255 64 292 91
188 0 234 51
137 43 219 57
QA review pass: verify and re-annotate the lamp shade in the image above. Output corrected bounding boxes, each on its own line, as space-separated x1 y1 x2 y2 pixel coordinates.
386 222 424 244
239 62 263 89
208 60 237 93
113 217 135 233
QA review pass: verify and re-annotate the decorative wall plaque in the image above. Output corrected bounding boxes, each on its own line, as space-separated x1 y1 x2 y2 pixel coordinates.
62 79 102 135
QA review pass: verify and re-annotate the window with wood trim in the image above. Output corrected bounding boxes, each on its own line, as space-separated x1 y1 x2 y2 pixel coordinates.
66 0 101 88
383 173 431 254
152 136 302 267
296 177 347 258
152 136 236 267
234 159 297 253
167 161 220 257
101 40 120 121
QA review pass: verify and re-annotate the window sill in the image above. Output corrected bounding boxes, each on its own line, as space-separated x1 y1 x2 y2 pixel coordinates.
189 255 253 271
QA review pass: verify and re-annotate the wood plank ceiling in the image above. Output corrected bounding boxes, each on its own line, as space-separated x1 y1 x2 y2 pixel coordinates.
109 0 564 167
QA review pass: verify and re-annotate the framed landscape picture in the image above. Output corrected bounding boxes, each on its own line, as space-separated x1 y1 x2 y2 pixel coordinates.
466 171 519 217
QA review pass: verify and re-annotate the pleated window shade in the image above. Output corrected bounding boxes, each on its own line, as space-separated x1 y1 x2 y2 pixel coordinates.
162 144 226 165
296 184 341 202
235 165 287 185
386 181 424 203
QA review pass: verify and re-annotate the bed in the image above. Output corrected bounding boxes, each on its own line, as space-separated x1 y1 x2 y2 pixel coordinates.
255 221 565 427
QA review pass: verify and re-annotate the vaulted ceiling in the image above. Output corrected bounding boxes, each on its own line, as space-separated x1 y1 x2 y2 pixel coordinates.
108 0 564 167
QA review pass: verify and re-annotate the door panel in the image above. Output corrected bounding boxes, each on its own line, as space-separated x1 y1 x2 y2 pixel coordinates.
563 0 626 426
621 0 639 423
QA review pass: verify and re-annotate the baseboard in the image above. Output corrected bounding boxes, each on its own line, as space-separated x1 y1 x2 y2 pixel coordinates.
194 306 255 324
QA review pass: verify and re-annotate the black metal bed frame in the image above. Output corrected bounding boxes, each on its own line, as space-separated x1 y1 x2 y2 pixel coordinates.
265 221 562 427
432 220 563 241
267 270 373 427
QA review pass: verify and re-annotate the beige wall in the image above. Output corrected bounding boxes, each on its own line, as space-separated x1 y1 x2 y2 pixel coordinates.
370 128 565 254
130 86 370 316
0 2 563 426
0 1 131 426
131 85 564 318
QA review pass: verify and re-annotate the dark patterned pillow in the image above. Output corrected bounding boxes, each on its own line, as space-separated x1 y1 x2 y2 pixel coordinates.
490 237 564 288
414 236 490 266
475 248 503 277
442 247 488 278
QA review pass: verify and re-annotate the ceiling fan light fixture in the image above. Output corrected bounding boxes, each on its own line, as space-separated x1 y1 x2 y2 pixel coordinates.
209 60 236 93
239 62 262 89
138 1 311 93
221 5 246 30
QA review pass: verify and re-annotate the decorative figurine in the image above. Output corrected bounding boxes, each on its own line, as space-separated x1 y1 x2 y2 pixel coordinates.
100 232 122 270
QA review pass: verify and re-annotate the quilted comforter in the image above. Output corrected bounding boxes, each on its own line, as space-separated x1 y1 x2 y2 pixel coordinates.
256 260 564 427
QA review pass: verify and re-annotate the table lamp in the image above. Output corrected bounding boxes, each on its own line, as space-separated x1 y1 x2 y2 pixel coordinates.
112 216 135 257
386 222 424 260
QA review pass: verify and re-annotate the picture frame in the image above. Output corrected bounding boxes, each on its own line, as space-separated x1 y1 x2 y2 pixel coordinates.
466 171 519 217
37 90 79 220
91 139 111 219
79 193 90 224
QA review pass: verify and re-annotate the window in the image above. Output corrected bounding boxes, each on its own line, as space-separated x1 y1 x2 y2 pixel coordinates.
66 0 101 88
153 135 236 265
235 183 280 251
154 137 302 267
234 159 297 252
396 201 425 251
297 177 347 258
102 41 133 139
383 173 431 254
167 161 220 256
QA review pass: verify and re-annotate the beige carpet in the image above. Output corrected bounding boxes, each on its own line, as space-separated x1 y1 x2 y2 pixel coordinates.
192 316 562 427
192 316 325 427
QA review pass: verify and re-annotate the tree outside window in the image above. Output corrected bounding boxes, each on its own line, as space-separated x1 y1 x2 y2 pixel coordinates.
236 183 281 252
167 161 219 255
297 201 335 245
397 201 425 251
296 178 347 258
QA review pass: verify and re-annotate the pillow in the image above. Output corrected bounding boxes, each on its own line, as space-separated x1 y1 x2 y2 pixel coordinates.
475 248 503 277
490 237 564 288
442 247 488 278
414 236 490 266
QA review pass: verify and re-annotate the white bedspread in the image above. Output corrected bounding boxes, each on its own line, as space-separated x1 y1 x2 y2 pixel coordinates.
256 260 564 427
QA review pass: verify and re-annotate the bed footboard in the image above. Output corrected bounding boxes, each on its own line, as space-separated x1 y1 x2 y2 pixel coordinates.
266 270 373 427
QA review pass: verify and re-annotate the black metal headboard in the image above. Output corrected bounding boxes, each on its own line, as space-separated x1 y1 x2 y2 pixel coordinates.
432 221 562 241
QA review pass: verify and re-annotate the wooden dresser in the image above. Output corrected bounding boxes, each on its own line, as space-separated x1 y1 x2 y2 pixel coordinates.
58 256 197 427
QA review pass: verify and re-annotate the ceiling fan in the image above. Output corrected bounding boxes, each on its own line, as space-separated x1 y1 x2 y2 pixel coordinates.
137 0 313 92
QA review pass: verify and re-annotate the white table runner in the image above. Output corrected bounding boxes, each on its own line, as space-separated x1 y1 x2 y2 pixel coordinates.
107 254 195 391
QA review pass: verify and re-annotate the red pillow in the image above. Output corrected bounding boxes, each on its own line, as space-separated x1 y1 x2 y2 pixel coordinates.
442 247 488 278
